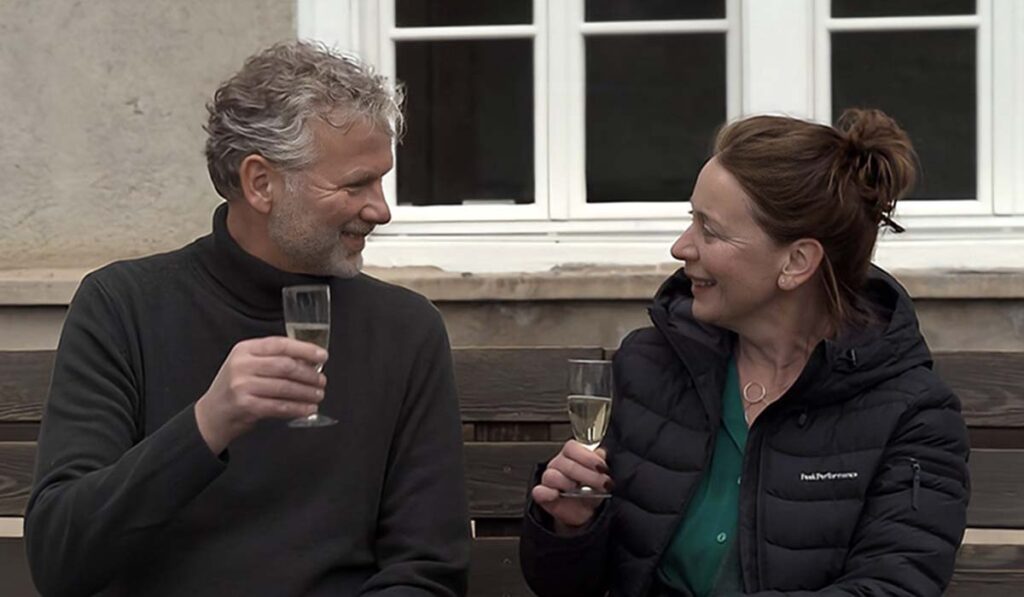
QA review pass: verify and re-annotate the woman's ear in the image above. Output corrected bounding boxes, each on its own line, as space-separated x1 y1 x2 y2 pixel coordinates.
238 155 280 215
779 238 825 290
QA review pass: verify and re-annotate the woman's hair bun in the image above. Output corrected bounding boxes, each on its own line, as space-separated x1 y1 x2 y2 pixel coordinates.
833 108 917 232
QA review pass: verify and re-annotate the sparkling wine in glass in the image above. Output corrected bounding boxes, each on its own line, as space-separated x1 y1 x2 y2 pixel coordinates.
561 359 613 499
282 284 336 428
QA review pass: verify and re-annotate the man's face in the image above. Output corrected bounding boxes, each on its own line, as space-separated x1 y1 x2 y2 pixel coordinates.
268 116 393 278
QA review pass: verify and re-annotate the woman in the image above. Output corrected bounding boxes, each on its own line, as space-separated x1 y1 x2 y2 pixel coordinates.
520 109 970 597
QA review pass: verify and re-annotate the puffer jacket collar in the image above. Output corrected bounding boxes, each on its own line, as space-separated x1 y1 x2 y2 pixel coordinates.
647 264 933 414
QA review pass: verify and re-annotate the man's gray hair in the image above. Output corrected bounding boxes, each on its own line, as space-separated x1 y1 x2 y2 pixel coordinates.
204 40 404 200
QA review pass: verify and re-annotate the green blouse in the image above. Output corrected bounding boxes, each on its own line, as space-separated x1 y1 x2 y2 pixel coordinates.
657 357 747 596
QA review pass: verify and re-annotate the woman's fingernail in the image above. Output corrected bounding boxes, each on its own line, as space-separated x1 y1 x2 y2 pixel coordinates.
596 463 609 474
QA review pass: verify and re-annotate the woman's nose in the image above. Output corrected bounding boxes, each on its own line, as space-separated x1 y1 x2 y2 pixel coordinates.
671 226 698 262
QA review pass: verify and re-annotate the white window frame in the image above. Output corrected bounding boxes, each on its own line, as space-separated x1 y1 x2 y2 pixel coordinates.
817 3 991 216
374 0 551 224
298 0 1024 273
560 0 742 221
302 0 740 234
994 0 1024 215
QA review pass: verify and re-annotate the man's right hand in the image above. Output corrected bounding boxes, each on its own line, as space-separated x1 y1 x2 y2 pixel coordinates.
194 337 327 454
531 440 613 533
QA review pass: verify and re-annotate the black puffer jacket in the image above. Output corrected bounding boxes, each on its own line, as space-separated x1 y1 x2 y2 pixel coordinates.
521 266 970 596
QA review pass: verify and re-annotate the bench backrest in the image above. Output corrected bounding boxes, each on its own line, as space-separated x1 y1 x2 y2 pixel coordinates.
1 348 1023 595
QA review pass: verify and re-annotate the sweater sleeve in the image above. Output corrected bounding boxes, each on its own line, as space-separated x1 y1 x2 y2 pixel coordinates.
740 384 970 597
358 307 470 597
24 273 227 597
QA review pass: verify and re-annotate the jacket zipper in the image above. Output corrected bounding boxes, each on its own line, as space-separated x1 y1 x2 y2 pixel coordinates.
895 456 921 510
643 307 723 597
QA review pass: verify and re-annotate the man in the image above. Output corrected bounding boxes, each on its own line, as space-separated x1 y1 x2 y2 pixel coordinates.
25 41 469 596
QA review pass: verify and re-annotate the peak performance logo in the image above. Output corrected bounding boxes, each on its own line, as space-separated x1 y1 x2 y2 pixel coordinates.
800 471 859 482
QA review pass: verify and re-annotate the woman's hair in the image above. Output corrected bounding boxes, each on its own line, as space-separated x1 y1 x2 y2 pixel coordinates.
204 40 405 201
713 108 917 330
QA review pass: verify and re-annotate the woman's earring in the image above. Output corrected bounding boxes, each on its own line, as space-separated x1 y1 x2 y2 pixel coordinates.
779 274 790 289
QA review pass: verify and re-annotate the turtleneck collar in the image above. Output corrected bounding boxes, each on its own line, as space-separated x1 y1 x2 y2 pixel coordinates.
193 202 332 319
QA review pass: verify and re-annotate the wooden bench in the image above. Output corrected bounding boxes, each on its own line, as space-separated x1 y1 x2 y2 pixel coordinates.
2 348 1023 595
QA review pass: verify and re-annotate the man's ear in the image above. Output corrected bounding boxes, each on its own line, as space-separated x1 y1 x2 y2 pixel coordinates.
238 155 280 215
778 238 825 291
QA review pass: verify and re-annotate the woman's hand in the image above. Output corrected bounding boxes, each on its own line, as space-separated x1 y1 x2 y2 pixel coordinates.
531 440 613 534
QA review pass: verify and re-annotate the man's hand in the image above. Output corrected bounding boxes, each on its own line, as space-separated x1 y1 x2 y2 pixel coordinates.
531 441 613 533
194 337 327 454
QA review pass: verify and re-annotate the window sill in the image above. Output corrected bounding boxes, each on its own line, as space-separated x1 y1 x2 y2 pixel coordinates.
3 264 1024 306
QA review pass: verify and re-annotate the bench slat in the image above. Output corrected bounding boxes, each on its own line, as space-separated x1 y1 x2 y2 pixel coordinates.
455 347 604 422
0 538 37 597
4 350 1023 428
964 450 1024 529
933 352 1024 428
0 352 52 423
467 444 1024 528
946 543 1024 596
465 442 556 518
3 443 1021 528
3 441 1022 528
468 537 1023 597
0 533 1019 596
0 443 33 517
0 441 559 520
469 537 525 597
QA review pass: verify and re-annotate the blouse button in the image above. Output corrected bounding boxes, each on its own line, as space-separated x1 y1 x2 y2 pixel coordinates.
716 532 728 544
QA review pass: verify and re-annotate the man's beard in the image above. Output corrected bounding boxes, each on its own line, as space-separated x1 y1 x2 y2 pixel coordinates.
268 187 365 279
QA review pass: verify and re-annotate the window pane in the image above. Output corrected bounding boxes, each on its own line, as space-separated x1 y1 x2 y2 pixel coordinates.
395 0 531 27
396 40 534 206
832 0 975 18
586 0 725 21
832 30 975 200
586 34 725 203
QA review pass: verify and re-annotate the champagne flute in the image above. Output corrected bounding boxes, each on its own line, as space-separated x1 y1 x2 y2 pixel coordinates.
282 284 336 428
561 359 613 498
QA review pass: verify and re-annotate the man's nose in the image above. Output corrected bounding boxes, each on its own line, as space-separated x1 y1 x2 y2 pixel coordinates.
362 181 391 225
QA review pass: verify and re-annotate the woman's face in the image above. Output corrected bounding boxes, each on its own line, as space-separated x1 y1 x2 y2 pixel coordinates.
670 157 789 330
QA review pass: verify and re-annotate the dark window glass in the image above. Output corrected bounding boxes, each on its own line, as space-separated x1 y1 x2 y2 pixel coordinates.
832 0 974 18
586 34 725 202
396 40 533 206
395 0 531 27
586 0 725 21
832 30 976 200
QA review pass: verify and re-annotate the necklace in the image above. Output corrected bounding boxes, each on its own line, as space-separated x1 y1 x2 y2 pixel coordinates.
742 381 768 404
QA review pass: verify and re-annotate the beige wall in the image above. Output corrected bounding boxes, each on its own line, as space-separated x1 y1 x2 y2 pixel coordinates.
0 0 295 269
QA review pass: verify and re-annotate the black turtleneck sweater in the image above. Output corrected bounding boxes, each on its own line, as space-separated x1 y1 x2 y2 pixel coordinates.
25 204 469 596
